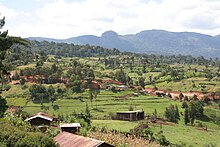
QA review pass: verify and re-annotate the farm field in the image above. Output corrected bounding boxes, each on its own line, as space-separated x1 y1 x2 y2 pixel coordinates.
6 88 180 117
5 86 220 146
2 51 220 146
93 120 220 146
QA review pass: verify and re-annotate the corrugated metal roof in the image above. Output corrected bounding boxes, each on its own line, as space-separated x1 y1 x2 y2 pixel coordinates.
117 110 144 113
54 132 107 147
25 112 55 122
60 123 81 128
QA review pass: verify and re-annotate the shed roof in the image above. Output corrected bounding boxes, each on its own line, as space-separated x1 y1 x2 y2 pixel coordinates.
25 112 55 122
54 132 113 147
60 123 81 128
117 110 144 114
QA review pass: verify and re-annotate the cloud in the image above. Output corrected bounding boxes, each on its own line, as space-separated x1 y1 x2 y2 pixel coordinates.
0 4 18 19
2 0 220 38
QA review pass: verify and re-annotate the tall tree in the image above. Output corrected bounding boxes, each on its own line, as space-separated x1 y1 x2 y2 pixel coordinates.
184 108 190 125
115 68 127 84
48 85 56 106
0 16 29 116
164 104 180 123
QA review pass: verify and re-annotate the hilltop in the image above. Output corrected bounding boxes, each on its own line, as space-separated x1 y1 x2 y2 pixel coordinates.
29 30 220 58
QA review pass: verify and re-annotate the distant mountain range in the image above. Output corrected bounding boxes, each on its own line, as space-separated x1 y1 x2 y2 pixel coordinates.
28 30 220 58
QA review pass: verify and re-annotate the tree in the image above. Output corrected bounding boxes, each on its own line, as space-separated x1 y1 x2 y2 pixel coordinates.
164 104 180 123
84 103 92 127
184 108 190 125
0 16 29 91
88 89 100 108
0 95 7 117
182 101 188 109
138 77 145 88
188 102 196 125
68 75 81 93
0 16 29 117
29 84 49 104
179 93 184 101
175 104 180 121
47 85 56 106
115 68 127 84
85 69 95 84
192 94 198 101
51 63 58 73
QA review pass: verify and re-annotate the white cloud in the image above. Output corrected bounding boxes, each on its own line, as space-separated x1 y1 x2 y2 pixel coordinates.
0 4 18 19
2 0 220 38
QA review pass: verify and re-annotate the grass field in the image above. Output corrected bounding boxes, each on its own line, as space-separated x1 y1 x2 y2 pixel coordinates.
20 90 180 118
92 120 138 132
150 123 220 146
4 85 220 146
92 119 220 146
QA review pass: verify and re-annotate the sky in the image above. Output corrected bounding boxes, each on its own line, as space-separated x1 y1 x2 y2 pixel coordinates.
0 0 220 39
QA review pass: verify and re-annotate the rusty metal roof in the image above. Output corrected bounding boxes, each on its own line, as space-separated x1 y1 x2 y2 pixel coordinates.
54 132 113 147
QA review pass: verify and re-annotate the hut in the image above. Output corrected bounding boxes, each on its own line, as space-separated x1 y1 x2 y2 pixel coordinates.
25 112 57 126
60 123 81 134
116 110 144 121
117 85 128 90
54 132 114 147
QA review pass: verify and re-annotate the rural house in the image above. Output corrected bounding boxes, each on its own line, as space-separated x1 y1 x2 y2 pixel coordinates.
117 110 144 121
60 123 81 134
25 112 57 126
54 132 114 147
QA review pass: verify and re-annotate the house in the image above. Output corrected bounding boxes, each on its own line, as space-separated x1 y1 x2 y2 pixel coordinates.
54 132 114 147
102 79 123 85
60 123 81 134
145 88 153 93
117 85 128 90
116 110 144 121
25 112 57 126
11 80 20 85
168 91 181 98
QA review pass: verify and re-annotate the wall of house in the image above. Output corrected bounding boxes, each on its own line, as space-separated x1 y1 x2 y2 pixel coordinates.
30 118 51 126
117 113 136 121
61 127 79 134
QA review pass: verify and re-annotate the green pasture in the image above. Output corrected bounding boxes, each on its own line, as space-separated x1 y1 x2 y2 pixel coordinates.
4 86 179 117
92 120 138 132
92 119 220 146
155 77 220 92
150 123 220 146
3 84 220 146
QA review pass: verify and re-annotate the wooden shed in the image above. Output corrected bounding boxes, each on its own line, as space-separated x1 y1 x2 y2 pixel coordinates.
117 110 144 121
60 123 81 134
25 112 57 126
54 132 114 147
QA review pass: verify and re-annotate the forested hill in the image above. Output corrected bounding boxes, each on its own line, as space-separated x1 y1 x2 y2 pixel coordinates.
29 30 220 58
29 40 121 57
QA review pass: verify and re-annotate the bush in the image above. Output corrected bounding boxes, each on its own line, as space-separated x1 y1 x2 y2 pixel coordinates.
155 131 170 146
128 106 134 111
16 132 56 147
4 85 11 91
